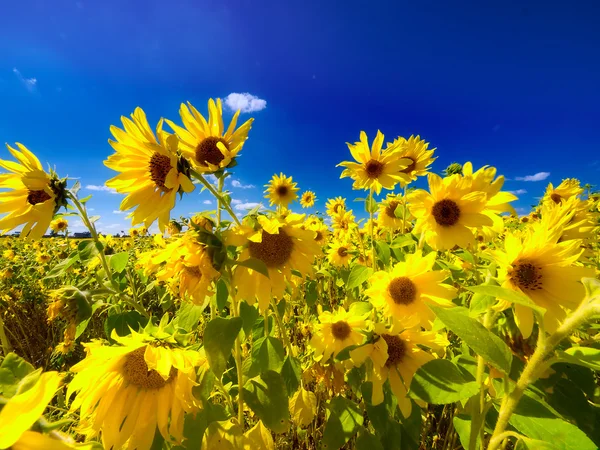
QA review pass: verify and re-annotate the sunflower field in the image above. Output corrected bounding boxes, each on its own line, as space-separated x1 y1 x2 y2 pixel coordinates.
1 99 600 450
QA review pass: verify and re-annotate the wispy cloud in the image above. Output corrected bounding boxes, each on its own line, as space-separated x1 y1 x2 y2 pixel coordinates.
13 68 37 92
231 179 255 189
202 200 212 205
234 201 264 211
231 199 242 205
86 185 118 194
509 189 527 195
515 172 550 182
224 93 267 113
112 210 125 214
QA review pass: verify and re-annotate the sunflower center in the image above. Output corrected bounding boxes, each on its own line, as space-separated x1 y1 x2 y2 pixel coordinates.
123 347 176 390
550 193 562 204
27 189 51 206
511 260 542 291
331 320 352 340
388 276 417 305
365 160 384 179
333 204 343 214
385 200 401 219
337 247 348 257
184 265 202 279
399 157 417 174
248 228 294 268
382 334 406 367
277 185 289 197
315 231 323 241
195 136 228 166
432 199 461 226
149 152 172 189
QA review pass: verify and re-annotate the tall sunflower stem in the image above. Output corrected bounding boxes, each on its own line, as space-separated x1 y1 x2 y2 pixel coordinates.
191 171 242 227
488 303 600 450
270 299 295 357
230 295 245 427
216 175 224 226
369 189 377 270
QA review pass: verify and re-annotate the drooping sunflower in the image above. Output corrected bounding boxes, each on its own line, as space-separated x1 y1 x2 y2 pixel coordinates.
166 98 253 173
389 135 436 184
300 190 317 208
50 217 68 233
309 306 368 362
377 194 412 231
365 251 457 328
350 318 448 417
542 178 583 207
264 173 299 207
492 227 595 338
327 240 354 267
0 143 67 239
67 332 205 450
338 131 412 194
105 108 195 232
408 173 492 250
326 196 346 217
227 213 321 311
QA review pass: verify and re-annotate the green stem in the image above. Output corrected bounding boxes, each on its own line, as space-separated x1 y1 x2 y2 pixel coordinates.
231 295 245 427
0 314 12 355
191 171 242 227
369 188 376 270
271 299 295 357
401 184 408 234
217 176 224 225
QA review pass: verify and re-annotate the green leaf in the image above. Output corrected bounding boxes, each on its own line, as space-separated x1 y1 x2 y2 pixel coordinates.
0 353 35 397
356 427 384 450
557 347 600 371
239 301 259 338
78 240 100 262
44 251 79 279
390 234 415 249
215 279 229 310
75 302 102 339
466 285 545 314
204 317 243 378
104 311 148 342
109 252 129 273
305 279 318 307
430 305 512 373
280 355 302 396
375 241 391 266
346 265 373 290
349 301 373 317
242 370 289 433
469 292 496 317
365 194 378 214
409 359 480 404
247 336 285 377
322 396 364 449
235 258 269 279
175 301 204 332
453 414 480 450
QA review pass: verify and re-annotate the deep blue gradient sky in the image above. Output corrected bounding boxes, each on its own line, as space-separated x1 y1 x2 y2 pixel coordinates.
1 0 599 232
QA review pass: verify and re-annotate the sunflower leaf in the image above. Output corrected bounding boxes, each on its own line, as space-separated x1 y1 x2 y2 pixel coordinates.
409 359 480 404
243 370 290 433
322 396 364 449
466 285 545 315
204 317 243 378
346 265 373 290
235 258 270 279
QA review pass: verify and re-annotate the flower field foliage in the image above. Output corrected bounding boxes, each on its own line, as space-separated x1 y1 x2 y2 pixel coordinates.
1 99 600 450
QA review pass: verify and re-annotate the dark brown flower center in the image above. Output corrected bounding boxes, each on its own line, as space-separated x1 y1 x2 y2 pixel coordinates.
550 193 562 204
337 247 348 257
382 334 406 367
315 231 323 241
385 200 401 219
331 320 351 340
184 265 202 279
333 204 343 213
399 157 417 174
123 347 176 389
432 199 461 226
195 136 228 166
248 228 294 268
277 185 289 197
149 152 172 189
387 276 417 305
511 260 542 291
365 159 384 179
27 189 51 205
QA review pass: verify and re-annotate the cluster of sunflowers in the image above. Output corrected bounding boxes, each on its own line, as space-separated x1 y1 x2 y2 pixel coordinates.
0 98 599 450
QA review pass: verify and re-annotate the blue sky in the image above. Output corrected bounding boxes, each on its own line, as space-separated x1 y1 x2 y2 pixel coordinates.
1 0 599 233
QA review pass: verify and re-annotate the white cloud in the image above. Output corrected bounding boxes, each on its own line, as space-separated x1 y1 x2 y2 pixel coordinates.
203 200 212 205
234 202 264 211
86 185 118 194
231 199 243 205
515 172 550 182
13 68 37 92
224 93 267 114
231 179 255 189
112 210 125 214
104 223 122 229
509 189 527 195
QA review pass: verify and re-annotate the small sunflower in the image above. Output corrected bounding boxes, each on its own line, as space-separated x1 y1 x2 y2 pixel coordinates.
541 196 598 244
492 227 595 337
166 98 253 173
300 190 317 208
326 197 346 216
227 213 321 311
327 240 354 267
309 306 367 362
350 318 448 417
309 221 330 246
264 173 299 207
408 173 492 250
331 209 356 239
365 251 457 328
542 178 583 207
68 332 205 450
0 143 68 239
390 135 436 184
50 217 69 233
105 108 195 232
338 130 412 194
129 227 140 237
378 194 412 231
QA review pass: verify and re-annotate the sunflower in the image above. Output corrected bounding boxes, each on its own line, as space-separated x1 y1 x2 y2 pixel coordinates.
129 227 140 237
264 173 299 207
326 197 346 216
541 195 598 244
365 251 457 328
331 209 356 239
105 108 195 232
50 217 69 233
542 178 583 207
300 190 317 208
67 332 205 450
0 143 67 239
350 318 447 417
338 131 412 194
166 98 253 173
309 306 368 362
492 227 595 338
327 240 354 267
227 213 321 311
389 135 435 183
309 221 330 246
408 173 492 250
35 253 51 264
378 194 412 231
